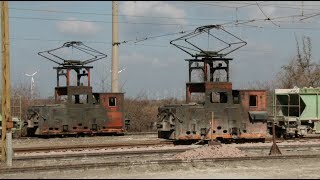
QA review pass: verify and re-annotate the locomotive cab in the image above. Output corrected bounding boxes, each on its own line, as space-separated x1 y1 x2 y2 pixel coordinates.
23 41 125 137
156 25 268 143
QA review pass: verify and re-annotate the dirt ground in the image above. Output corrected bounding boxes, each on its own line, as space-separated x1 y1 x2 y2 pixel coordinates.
2 157 320 179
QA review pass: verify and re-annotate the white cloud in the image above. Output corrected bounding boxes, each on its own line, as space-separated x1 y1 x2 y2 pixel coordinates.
56 17 101 36
121 1 187 25
119 1 188 40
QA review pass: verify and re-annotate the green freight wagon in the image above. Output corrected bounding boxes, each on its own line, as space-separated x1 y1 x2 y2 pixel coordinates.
270 87 320 138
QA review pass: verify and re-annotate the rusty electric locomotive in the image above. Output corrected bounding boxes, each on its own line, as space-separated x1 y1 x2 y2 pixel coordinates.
156 25 269 143
23 41 125 137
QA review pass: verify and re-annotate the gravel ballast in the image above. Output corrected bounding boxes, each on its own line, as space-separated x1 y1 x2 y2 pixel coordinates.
174 144 246 160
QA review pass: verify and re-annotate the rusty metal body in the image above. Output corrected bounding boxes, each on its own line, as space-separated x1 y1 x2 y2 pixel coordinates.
156 61 268 142
26 93 125 137
156 25 268 142
24 42 125 137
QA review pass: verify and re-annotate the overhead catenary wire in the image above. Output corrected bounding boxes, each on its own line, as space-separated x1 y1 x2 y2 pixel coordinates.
5 1 319 27
10 19 320 47
224 25 320 30
6 2 320 44
8 1 320 13
180 1 320 26
9 16 211 27
10 38 273 51
8 5 319 21
300 12 320 21
10 29 192 46
255 1 280 27
243 1 320 7
133 30 190 43
181 1 240 9
9 10 317 29
7 7 238 22
206 1 320 11
6 3 320 26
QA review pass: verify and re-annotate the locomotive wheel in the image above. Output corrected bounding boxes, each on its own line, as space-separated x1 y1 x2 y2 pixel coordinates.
283 134 293 139
27 127 37 137
259 138 265 143
276 131 282 138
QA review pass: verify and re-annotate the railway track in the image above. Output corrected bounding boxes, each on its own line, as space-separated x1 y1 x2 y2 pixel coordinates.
13 148 189 160
2 140 173 153
16 132 158 139
5 147 194 171
10 143 320 159
1 140 320 175
238 144 320 155
4 131 320 158
265 135 320 143
14 132 320 145
7 138 320 154
1 153 320 174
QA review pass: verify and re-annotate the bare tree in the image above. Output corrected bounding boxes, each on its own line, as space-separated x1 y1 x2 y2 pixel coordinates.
124 90 183 132
245 79 277 91
276 35 320 88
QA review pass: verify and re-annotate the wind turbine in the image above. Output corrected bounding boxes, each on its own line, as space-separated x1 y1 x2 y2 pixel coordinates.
118 68 125 73
25 71 37 99
110 67 126 74
110 67 126 92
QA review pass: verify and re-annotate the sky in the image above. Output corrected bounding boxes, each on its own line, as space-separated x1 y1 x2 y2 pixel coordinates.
4 1 320 99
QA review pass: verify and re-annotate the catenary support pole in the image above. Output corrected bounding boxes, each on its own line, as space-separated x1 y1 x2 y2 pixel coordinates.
111 1 119 93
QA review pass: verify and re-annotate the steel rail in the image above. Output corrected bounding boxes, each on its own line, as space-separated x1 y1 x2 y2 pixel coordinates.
10 143 320 160
1 154 320 174
0 140 173 153
12 148 189 161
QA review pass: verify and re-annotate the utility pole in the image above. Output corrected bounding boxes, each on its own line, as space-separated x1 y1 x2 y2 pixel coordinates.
111 1 119 93
1 0 13 166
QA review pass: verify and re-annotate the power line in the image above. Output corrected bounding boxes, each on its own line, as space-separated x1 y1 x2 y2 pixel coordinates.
133 30 190 43
255 1 280 27
225 25 320 30
7 7 234 22
300 12 320 21
221 13 319 28
7 5 320 30
6 3 320 28
9 16 208 27
13 4 312 22
11 16 320 33
182 1 239 8
10 12 314 28
9 37 113 44
208 1 320 11
10 30 192 45
233 1 320 7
